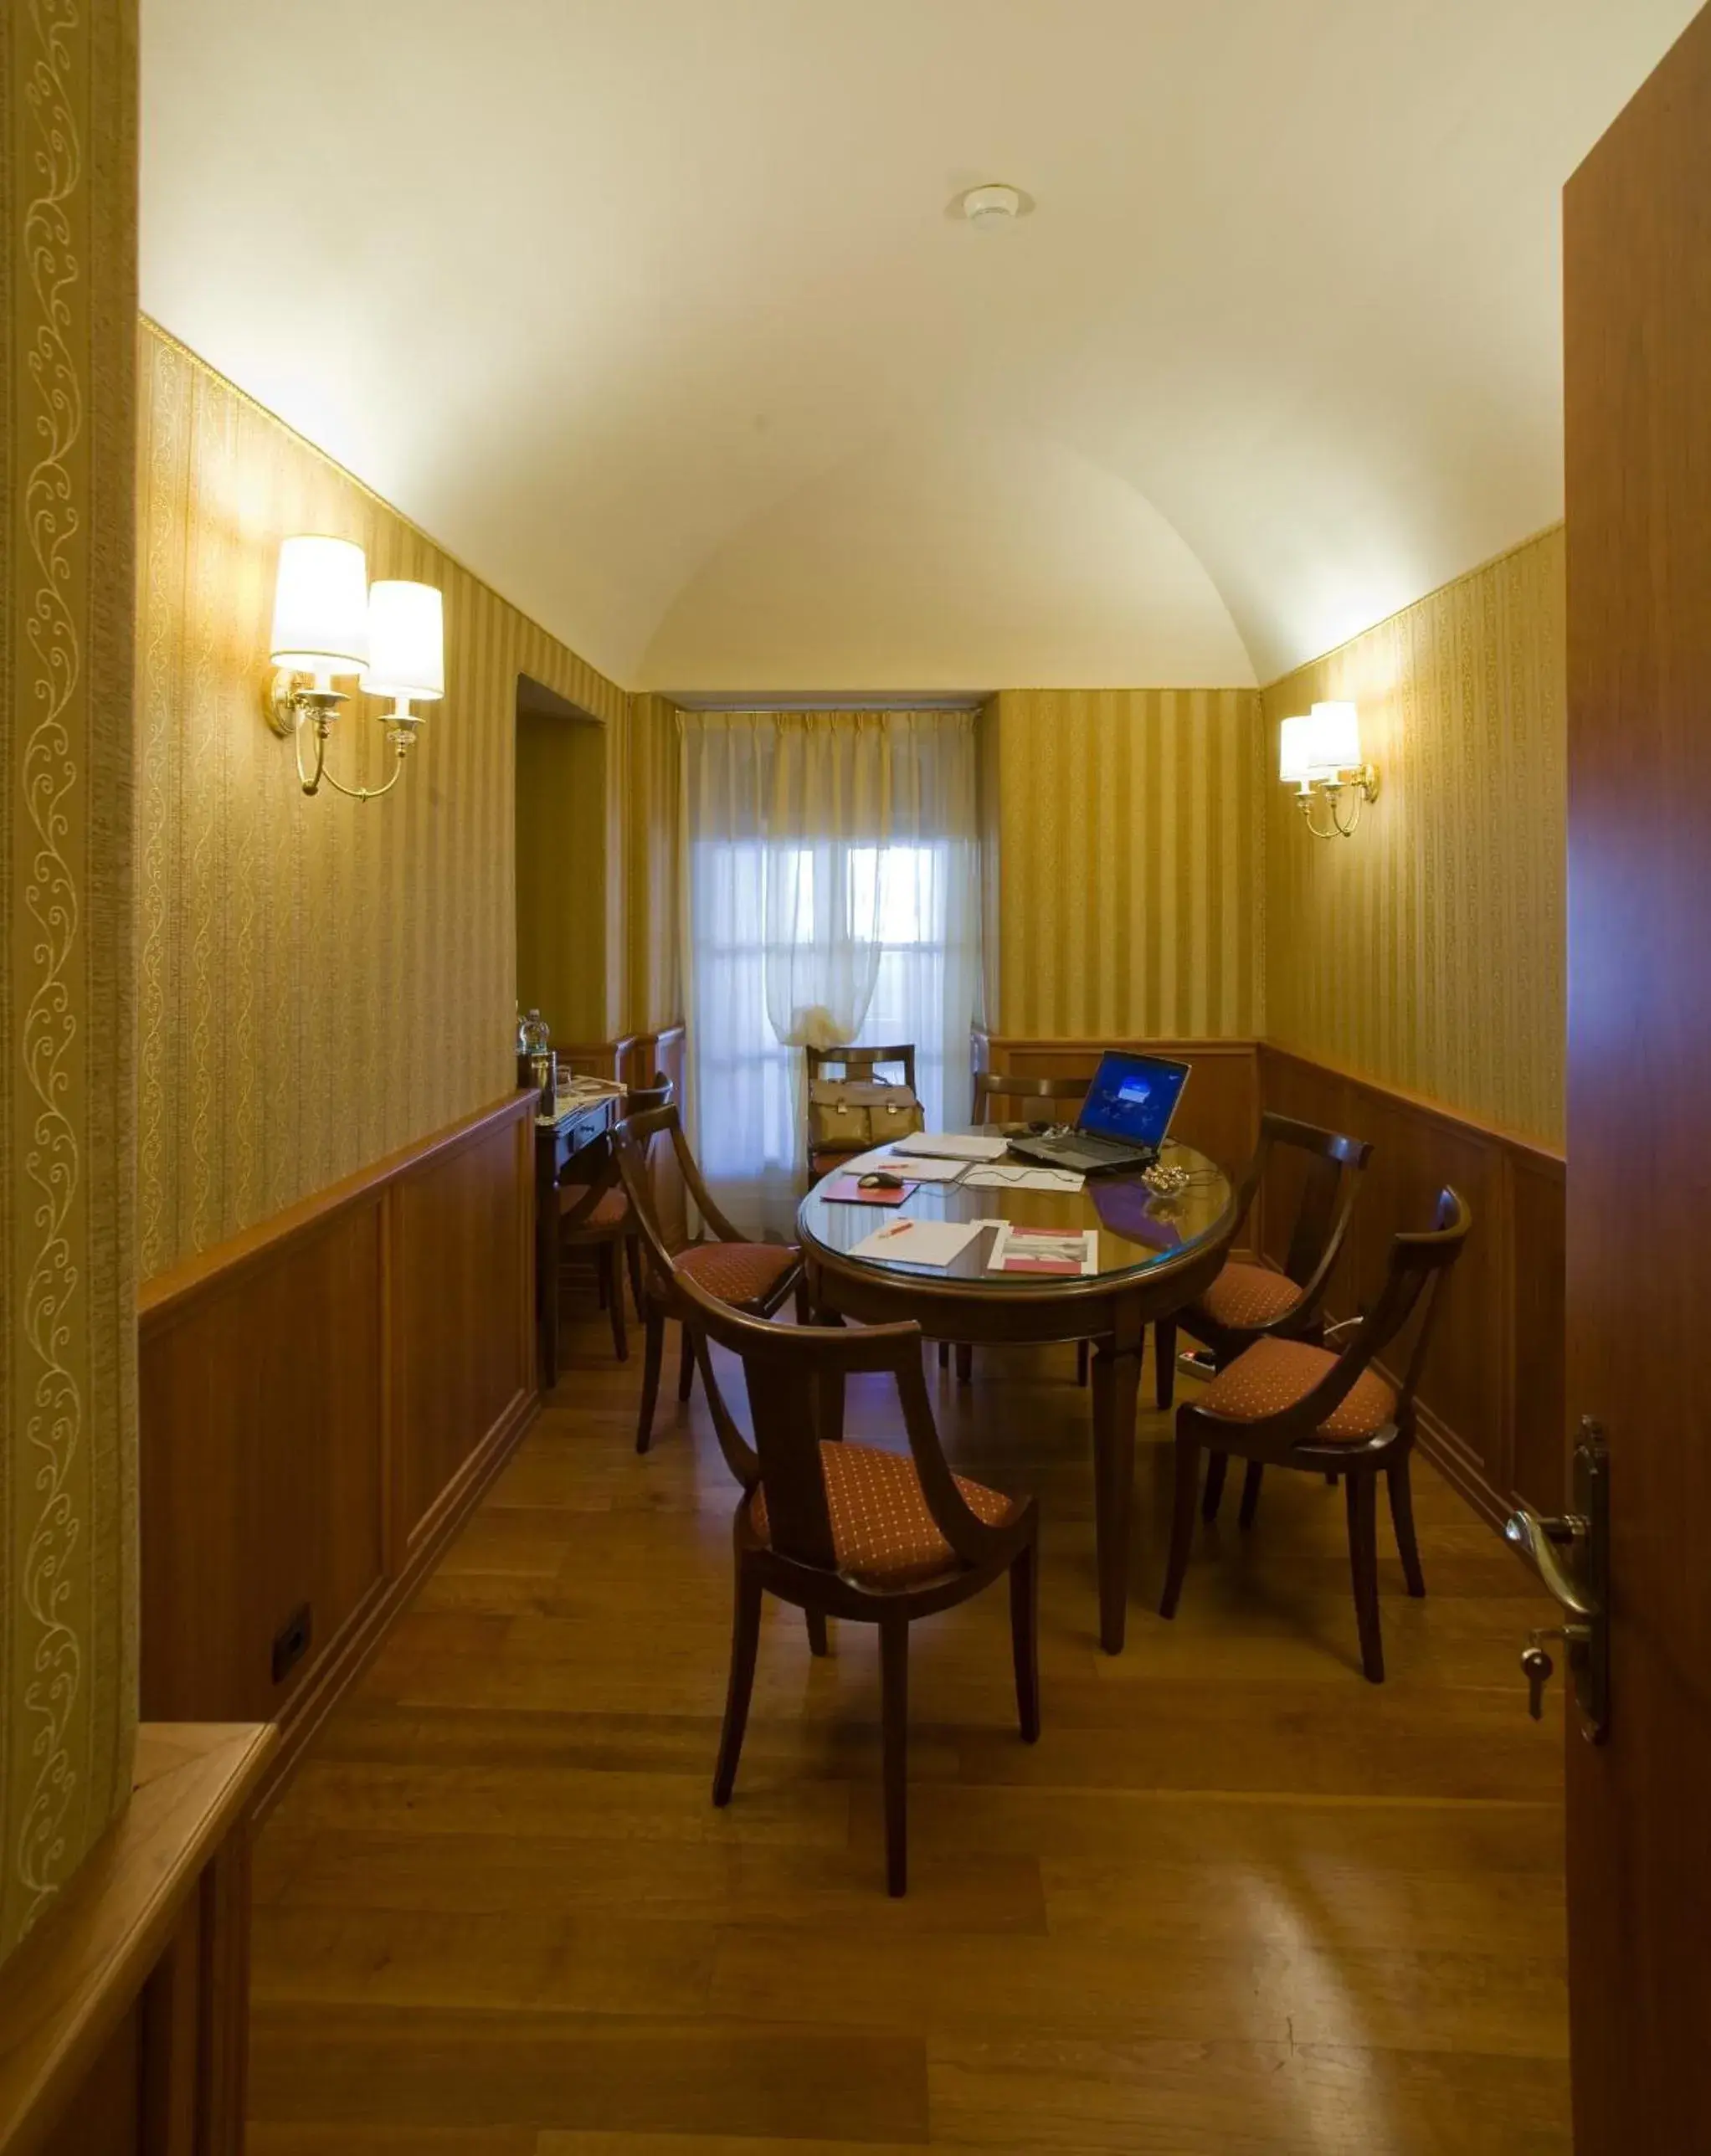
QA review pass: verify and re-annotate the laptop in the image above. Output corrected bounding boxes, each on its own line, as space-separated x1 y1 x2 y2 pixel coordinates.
1007 1051 1191 1174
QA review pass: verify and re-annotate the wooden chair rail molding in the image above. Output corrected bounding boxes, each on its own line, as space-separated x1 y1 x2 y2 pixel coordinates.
973 1034 1566 1522
138 1091 540 1816
0 1723 275 2156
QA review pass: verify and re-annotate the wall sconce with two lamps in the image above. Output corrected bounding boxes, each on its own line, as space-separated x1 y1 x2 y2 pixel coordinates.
265 536 445 800
1279 701 1380 839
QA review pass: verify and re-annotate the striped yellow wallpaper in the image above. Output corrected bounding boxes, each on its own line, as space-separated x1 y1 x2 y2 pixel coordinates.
624 695 683 1036
1262 528 1565 1149
136 321 631 1274
984 689 1266 1040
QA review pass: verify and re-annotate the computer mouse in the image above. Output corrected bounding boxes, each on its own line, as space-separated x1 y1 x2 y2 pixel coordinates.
860 1171 905 1190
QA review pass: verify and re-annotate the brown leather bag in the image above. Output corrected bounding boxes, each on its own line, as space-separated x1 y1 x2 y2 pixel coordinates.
808 1077 925 1151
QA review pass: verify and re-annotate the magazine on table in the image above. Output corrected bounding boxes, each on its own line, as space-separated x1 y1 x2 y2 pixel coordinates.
986 1222 1099 1276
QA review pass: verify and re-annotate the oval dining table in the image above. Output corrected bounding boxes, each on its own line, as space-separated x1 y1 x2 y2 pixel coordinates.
798 1136 1239 1652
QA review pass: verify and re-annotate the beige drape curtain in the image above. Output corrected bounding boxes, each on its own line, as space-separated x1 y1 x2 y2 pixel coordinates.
681 710 980 1235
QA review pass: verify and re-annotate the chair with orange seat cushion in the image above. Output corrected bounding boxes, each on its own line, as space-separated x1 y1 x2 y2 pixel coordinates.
611 1102 805 1454
1154 1111 1373 1525
556 1075 674 1363
659 1249 1040 1897
1158 1187 1471 1683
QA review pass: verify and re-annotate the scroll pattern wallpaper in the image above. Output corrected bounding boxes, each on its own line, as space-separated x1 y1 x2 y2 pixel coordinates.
2 0 138 1961
1263 529 1566 1150
136 321 634 1276
982 688 1267 1041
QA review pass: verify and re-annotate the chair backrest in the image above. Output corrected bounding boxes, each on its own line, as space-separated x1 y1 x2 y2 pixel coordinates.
804 1043 917 1093
973 1070 1089 1124
1252 1186 1471 1449
622 1071 674 1119
1230 1111 1373 1317
662 1259 1012 1578
612 1102 747 1284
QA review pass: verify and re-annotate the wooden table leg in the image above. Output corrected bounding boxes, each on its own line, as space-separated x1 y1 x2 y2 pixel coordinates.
1090 1316 1143 1655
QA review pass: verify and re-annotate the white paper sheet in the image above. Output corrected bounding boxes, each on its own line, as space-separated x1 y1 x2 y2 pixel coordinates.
960 1163 1086 1193
865 1152 967 1183
890 1132 1010 1163
847 1216 990 1268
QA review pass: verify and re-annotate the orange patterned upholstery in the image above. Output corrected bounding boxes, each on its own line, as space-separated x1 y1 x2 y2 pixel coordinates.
677 1240 798 1308
1195 1260 1303 1332
751 1441 1014 1586
1200 1337 1398 1443
560 1184 629 1229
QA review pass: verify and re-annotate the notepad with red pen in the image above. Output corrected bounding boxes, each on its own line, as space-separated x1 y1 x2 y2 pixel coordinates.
825 1174 916 1205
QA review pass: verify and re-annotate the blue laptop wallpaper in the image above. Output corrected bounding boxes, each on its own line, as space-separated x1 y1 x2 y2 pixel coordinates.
1080 1053 1189 1149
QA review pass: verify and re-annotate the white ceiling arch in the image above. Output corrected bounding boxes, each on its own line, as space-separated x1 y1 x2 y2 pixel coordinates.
141 0 1699 690
640 423 1256 690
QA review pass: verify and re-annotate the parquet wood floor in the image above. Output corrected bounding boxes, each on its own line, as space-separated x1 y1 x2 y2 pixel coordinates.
248 1303 1570 2153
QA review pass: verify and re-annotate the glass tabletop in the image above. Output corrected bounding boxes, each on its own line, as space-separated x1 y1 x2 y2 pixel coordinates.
798 1134 1235 1289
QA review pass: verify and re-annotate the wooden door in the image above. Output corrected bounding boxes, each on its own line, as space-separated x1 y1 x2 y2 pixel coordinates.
1563 6 1711 2147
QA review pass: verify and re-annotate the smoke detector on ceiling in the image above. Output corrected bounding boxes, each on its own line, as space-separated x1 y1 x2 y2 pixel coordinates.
960 182 1023 229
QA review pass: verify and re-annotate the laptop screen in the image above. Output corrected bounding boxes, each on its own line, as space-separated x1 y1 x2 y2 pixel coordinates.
1079 1052 1190 1148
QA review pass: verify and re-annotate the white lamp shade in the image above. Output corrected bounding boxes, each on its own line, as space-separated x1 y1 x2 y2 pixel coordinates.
270 536 370 674
362 580 444 703
1278 715 1314 783
1305 701 1362 773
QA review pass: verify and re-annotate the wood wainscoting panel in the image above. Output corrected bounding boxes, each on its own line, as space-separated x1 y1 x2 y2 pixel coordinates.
974 1036 1261 1188
139 1095 539 1805
393 1110 533 1548
1258 1046 1565 1522
139 1202 386 1728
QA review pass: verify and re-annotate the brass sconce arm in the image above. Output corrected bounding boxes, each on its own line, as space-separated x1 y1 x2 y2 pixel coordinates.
266 670 422 802
1294 762 1380 839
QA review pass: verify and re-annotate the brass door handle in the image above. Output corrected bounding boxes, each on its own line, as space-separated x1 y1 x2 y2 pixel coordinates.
1504 1419 1610 1744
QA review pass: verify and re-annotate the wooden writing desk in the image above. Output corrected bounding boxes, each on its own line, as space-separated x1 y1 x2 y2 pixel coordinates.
535 1089 621 1387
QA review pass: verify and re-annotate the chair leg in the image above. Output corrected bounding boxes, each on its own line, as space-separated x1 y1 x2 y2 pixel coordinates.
712 1565 763 1805
1387 1455 1426 1598
880 1615 910 1897
1237 1460 1264 1529
938 1342 950 1371
1154 1318 1177 1410
1345 1470 1385 1683
955 1343 973 1384
1009 1534 1041 1743
794 1273 811 1325
624 1234 645 1320
805 1608 830 1656
1200 1450 1229 1522
678 1320 696 1402
1076 1340 1089 1387
604 1246 629 1363
635 1303 665 1454
1159 1431 1201 1619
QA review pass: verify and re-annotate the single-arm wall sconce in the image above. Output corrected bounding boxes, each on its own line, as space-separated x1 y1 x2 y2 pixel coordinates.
1280 701 1380 839
264 537 444 801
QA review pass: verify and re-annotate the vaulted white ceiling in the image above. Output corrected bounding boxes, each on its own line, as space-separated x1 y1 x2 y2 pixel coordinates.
141 0 1697 691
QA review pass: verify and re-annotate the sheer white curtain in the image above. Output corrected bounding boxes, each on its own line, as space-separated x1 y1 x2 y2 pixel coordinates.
681 711 980 1237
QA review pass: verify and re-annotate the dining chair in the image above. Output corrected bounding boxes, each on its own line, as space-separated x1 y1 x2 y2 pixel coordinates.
655 1245 1040 1897
949 1069 1097 1387
1155 1111 1373 1522
556 1074 675 1363
804 1042 918 1183
1158 1185 1471 1683
612 1103 804 1453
